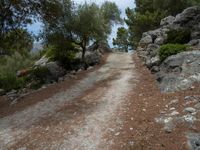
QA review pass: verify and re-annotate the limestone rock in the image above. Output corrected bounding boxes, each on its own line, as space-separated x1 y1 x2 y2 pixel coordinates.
46 61 66 80
160 16 175 26
155 50 200 92
184 107 196 113
139 35 153 45
34 55 49 67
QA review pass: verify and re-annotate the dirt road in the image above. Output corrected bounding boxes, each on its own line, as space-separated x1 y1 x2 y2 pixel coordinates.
0 53 138 150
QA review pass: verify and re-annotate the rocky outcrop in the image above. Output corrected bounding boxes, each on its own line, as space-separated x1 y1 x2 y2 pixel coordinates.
46 62 66 80
34 42 109 79
75 50 102 66
137 6 200 92
157 51 200 92
34 57 66 80
160 16 175 26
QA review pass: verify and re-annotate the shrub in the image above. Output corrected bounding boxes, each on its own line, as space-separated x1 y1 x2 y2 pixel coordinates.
159 44 188 61
0 29 33 56
25 66 51 90
166 29 191 44
0 52 33 91
0 73 28 92
45 45 76 69
31 67 50 84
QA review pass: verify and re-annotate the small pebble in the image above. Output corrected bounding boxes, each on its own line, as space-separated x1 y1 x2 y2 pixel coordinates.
115 132 120 136
169 107 175 111
184 107 196 113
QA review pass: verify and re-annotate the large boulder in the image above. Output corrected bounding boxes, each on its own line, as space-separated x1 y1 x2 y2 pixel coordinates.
85 50 102 65
75 50 102 66
157 51 200 92
34 56 66 80
174 6 200 26
46 61 66 80
34 55 49 67
174 6 200 39
139 35 153 46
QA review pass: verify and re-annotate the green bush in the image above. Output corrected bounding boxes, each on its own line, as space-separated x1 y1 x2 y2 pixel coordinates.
0 52 34 91
159 44 188 61
0 29 33 56
31 67 50 84
166 29 191 44
45 45 76 69
26 67 51 90
0 73 28 92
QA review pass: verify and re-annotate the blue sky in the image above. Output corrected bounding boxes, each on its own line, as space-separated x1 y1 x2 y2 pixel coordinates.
28 0 135 47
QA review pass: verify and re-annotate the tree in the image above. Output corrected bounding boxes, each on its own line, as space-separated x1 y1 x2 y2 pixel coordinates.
125 8 166 47
0 0 42 36
0 0 53 55
113 27 129 52
72 2 122 61
41 1 122 65
1 29 33 56
125 0 198 48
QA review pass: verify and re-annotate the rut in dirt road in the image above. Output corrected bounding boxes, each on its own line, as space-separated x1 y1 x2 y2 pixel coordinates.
0 53 138 150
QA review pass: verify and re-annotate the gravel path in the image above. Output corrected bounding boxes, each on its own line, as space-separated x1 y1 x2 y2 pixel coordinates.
0 53 138 150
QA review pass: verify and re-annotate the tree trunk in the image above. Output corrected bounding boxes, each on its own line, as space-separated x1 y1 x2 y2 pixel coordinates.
81 45 88 70
82 46 86 62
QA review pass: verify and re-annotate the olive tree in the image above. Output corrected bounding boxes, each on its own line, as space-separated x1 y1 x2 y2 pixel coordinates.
42 1 122 63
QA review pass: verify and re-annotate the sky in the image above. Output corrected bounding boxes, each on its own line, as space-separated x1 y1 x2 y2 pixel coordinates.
28 0 135 47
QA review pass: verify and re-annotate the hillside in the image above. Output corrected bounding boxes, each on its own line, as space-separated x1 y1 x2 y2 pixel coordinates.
1 1 200 150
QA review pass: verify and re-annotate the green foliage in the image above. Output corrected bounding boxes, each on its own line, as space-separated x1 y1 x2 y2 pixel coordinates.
159 44 188 61
125 0 197 47
0 52 34 74
135 0 194 15
100 1 123 25
0 1 42 35
29 67 51 89
0 29 33 56
0 74 27 92
43 31 79 68
113 27 129 52
45 45 76 69
166 29 191 44
42 1 121 61
31 67 50 83
125 9 166 46
0 52 34 91
72 1 122 52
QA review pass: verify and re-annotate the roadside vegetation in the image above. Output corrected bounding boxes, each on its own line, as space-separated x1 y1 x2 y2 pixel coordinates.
159 28 191 61
123 0 200 48
159 44 188 61
0 0 121 93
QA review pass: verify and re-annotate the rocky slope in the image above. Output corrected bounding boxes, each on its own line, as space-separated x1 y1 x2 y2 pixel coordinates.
34 42 110 81
137 6 200 92
1 42 111 101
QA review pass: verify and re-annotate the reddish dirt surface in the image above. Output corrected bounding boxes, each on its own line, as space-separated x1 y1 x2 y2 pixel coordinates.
0 52 199 150
108 54 200 150
0 54 108 118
